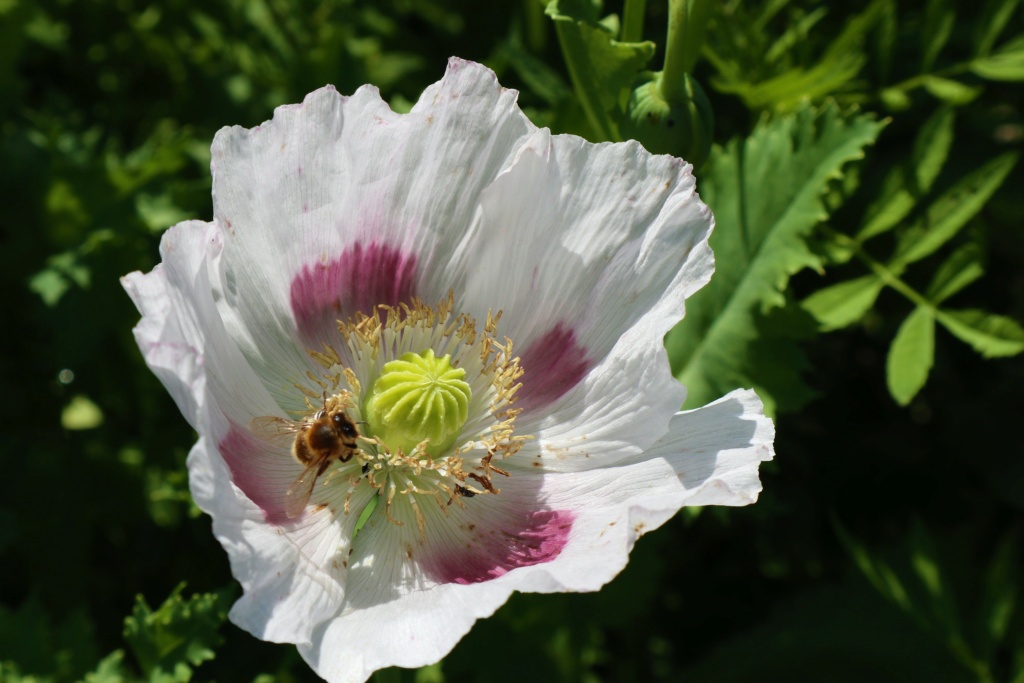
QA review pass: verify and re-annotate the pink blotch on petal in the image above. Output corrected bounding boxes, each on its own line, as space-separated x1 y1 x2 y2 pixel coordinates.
289 242 417 340
218 425 294 525
517 325 590 414
426 509 574 585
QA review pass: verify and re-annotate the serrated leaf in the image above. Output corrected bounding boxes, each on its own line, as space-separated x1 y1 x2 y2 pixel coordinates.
123 583 230 683
973 0 1022 57
921 75 981 105
970 34 1024 80
802 273 885 330
83 651 132 683
545 0 655 140
666 103 885 413
925 242 985 304
892 152 1019 267
710 1 882 111
936 308 1024 357
859 107 955 242
886 306 935 405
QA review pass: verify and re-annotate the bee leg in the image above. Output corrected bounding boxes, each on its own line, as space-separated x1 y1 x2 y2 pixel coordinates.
316 458 332 477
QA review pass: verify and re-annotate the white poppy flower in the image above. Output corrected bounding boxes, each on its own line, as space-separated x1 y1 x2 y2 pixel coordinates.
122 58 774 683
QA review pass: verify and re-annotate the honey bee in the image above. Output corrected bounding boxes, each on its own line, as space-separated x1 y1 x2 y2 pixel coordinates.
250 394 361 519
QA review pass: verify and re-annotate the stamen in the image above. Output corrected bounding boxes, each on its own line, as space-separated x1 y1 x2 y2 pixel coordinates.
292 293 525 539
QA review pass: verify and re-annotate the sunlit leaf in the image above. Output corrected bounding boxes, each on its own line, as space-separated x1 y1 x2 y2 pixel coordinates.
970 34 1024 80
123 584 230 683
892 153 1018 267
544 0 655 140
859 107 954 242
707 1 884 111
83 651 133 683
802 273 885 331
667 103 885 413
886 306 935 405
935 308 1024 357
921 75 981 105
925 242 985 304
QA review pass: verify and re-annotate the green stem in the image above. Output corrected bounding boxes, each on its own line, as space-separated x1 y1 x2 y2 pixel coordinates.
524 0 547 53
822 226 932 310
660 0 712 101
621 0 647 43
883 61 972 96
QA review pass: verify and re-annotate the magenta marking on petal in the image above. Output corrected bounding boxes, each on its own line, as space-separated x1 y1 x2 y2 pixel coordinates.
218 425 292 525
427 510 574 585
517 325 590 414
289 242 417 340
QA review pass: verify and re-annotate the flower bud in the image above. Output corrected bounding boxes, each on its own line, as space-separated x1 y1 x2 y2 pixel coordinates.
621 71 713 168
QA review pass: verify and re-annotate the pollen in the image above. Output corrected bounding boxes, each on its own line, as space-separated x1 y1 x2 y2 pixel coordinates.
301 292 526 538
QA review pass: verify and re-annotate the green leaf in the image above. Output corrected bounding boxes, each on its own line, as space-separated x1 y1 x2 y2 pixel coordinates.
880 86 913 111
834 520 913 612
925 242 985 304
886 306 935 406
135 192 192 234
545 0 655 140
858 107 955 242
123 584 230 683
977 530 1019 656
892 152 1019 267
908 519 960 634
921 0 955 72
494 38 571 106
802 273 885 331
921 75 981 105
910 107 955 194
708 1 883 112
936 308 1024 357
666 103 885 413
973 0 1022 57
83 651 133 683
970 34 1024 80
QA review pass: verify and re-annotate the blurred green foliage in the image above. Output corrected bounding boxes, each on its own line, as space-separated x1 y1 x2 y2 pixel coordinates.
2 0 1023 681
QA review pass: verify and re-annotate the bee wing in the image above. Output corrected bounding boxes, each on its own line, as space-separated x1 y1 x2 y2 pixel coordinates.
284 463 320 519
249 415 306 445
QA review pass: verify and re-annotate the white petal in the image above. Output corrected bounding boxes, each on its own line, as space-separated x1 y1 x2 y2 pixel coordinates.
299 387 770 682
207 59 534 411
454 130 714 470
479 389 773 596
638 388 776 506
123 221 357 644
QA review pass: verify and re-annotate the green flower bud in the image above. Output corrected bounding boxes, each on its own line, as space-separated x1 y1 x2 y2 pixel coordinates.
620 71 714 168
363 349 470 458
